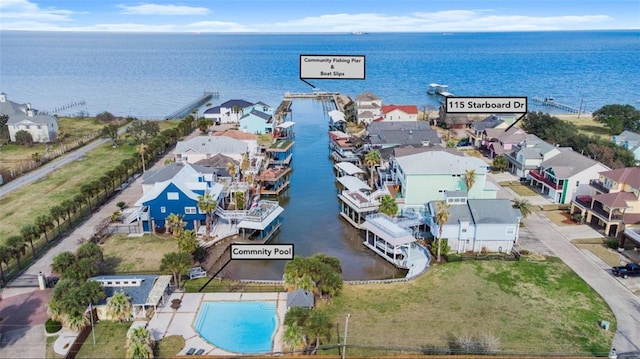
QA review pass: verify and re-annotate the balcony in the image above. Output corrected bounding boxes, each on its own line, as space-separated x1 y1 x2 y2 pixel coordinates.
528 169 563 190
589 179 610 194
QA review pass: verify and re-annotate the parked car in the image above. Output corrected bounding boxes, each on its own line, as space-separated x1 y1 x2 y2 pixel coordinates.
612 263 640 279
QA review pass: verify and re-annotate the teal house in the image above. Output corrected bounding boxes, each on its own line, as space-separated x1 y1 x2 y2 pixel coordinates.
239 103 275 135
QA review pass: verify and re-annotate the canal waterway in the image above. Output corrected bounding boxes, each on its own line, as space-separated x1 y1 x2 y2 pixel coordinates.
224 99 406 281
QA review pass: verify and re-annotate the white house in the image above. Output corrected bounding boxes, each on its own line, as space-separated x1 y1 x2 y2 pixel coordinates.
426 195 522 253
527 147 610 204
203 99 254 124
355 92 382 125
612 130 640 164
380 105 419 122
174 136 248 164
504 135 561 179
0 92 58 143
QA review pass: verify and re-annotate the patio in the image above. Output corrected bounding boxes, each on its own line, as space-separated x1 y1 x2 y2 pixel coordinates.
146 292 287 356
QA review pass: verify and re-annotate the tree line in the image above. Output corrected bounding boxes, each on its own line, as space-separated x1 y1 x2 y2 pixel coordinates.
521 110 636 169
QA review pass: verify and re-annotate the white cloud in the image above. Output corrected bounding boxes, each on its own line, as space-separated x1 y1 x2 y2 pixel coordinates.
0 0 75 22
265 10 616 32
117 3 210 16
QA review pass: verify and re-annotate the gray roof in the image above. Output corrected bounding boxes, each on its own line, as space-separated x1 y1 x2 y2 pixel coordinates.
194 153 238 169
142 162 220 184
356 92 380 101
433 199 521 225
204 106 221 114
395 151 488 175
90 275 166 306
287 289 315 308
367 122 441 146
541 148 608 178
393 146 462 158
472 115 504 131
467 199 521 224
0 94 57 125
219 99 254 109
241 108 272 121
174 136 248 155
368 121 434 132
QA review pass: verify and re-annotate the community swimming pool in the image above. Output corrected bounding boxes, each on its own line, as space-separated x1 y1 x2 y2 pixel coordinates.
193 301 277 354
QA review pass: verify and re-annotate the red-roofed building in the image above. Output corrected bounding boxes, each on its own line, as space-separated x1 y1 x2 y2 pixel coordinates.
570 167 640 237
380 104 419 122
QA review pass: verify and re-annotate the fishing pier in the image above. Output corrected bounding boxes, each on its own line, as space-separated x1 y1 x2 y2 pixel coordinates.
531 96 582 114
165 91 219 120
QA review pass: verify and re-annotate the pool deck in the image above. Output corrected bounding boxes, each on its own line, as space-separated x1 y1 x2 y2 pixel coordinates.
147 292 287 356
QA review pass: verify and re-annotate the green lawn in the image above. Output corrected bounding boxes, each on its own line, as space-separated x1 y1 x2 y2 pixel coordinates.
155 335 185 358
0 142 138 241
75 321 131 359
100 233 179 273
323 259 614 356
498 181 539 197
556 114 611 140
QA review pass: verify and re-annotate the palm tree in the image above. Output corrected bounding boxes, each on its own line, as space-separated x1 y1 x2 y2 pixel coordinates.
512 198 534 218
492 155 508 172
0 245 11 284
378 194 398 217
106 291 133 322
20 223 40 260
73 194 86 218
35 214 54 244
177 230 198 255
464 169 477 192
434 201 451 263
137 143 148 173
127 326 154 359
6 235 26 269
50 205 65 236
165 213 186 237
283 323 307 353
81 183 94 210
363 150 381 188
160 252 192 289
61 199 75 227
52 251 76 276
306 310 332 354
197 192 217 237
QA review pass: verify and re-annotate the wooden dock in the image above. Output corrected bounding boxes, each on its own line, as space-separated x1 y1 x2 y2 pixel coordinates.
165 91 219 120
531 96 581 113
284 91 339 99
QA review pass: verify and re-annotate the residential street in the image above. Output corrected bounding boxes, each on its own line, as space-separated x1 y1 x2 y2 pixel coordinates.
492 172 640 354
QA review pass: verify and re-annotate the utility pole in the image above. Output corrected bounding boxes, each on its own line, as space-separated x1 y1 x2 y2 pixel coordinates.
342 313 351 359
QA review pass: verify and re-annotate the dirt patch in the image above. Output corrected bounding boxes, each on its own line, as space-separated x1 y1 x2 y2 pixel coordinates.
545 210 577 226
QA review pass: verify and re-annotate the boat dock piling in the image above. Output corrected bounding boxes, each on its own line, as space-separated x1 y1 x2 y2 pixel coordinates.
165 91 219 120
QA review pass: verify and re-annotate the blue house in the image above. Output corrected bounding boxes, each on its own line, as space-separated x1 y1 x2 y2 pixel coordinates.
612 130 640 164
134 163 224 233
239 108 274 134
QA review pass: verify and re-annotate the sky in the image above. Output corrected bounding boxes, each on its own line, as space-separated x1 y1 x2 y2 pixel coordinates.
0 0 638 33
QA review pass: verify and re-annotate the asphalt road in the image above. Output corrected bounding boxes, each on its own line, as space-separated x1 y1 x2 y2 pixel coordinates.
0 137 110 198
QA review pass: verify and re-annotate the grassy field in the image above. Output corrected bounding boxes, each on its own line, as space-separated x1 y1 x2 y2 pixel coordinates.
76 321 131 359
323 259 614 356
0 142 137 241
498 181 539 197
100 234 179 272
0 117 106 172
155 335 185 358
556 114 611 140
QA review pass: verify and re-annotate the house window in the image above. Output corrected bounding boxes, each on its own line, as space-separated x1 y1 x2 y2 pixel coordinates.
160 206 166 213
461 228 467 233
167 192 179 200
185 207 197 214
115 281 121 285
506 227 515 235
107 281 113 285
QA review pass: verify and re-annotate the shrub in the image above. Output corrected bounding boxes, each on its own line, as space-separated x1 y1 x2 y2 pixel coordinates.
45 318 62 334
117 201 126 210
605 238 620 249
